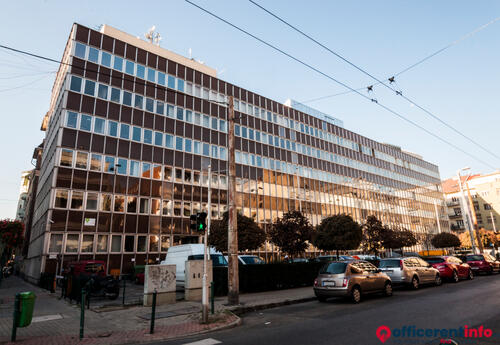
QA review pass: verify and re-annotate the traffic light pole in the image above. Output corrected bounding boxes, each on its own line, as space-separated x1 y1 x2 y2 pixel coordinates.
202 164 211 323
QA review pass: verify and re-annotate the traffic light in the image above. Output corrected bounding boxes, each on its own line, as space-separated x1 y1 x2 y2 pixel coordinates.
197 212 207 233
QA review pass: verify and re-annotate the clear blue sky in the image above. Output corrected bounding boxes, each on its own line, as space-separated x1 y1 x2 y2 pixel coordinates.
1 0 499 219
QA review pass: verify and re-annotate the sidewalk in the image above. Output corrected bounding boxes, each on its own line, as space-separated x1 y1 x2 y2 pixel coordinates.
0 276 315 345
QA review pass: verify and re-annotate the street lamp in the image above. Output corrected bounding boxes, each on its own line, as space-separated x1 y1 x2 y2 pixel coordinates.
456 167 477 253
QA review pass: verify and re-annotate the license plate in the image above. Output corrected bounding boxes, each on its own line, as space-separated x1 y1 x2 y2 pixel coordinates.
323 281 335 287
471 267 479 270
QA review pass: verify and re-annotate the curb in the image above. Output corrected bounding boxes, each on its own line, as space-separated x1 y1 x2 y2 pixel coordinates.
229 296 317 315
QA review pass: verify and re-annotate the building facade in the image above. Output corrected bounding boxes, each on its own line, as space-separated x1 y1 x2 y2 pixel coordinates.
443 172 500 234
24 23 447 281
15 170 32 221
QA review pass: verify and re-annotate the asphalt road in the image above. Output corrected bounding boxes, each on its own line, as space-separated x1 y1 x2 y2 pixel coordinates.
153 274 500 345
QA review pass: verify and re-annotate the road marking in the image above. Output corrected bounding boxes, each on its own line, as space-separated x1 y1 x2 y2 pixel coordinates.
182 338 221 345
31 314 63 323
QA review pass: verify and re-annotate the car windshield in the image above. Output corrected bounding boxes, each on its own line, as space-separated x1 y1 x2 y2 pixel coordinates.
319 262 347 274
466 255 484 261
424 258 445 264
379 260 401 268
189 254 228 266
241 256 264 264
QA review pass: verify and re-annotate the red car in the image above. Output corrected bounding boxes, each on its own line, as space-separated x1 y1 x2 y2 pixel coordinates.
464 254 500 275
423 256 473 282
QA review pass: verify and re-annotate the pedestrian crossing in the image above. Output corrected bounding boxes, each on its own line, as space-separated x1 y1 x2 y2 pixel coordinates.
182 338 222 345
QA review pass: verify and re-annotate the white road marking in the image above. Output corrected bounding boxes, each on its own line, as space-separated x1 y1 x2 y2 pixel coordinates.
182 338 222 345
31 314 63 323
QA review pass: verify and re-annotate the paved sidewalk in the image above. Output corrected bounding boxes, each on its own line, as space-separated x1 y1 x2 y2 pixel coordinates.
0 276 315 344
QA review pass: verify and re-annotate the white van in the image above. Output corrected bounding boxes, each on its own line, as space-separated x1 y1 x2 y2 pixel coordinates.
160 244 227 286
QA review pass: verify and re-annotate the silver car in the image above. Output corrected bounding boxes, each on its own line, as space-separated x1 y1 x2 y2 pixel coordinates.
314 260 392 303
379 257 442 289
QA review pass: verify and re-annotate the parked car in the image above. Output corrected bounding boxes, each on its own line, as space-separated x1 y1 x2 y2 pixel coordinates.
69 260 107 277
423 256 473 282
68 260 119 299
312 255 354 263
379 257 442 289
463 253 500 275
161 244 227 286
224 255 265 265
313 260 392 303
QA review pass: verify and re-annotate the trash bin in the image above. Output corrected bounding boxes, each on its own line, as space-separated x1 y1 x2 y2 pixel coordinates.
17 292 36 327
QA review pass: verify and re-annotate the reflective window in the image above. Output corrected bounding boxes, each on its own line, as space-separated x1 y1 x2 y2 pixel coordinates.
154 132 163 146
88 47 99 63
114 195 125 212
113 56 123 71
168 75 175 89
158 72 166 86
184 139 192 153
60 149 73 167
127 196 137 213
185 110 193 123
100 194 112 211
129 161 140 177
123 91 132 106
111 88 121 103
125 60 134 75
203 143 210 156
101 51 111 67
94 117 105 134
120 123 130 139
81 235 94 253
156 101 164 115
211 118 218 130
139 198 149 214
108 121 118 136
219 119 227 132
137 236 147 252
167 105 174 117
165 134 174 148
49 234 63 253
70 76 82 92
177 79 184 92
193 141 200 154
144 129 152 144
175 168 183 182
84 80 95 96
74 42 86 59
66 111 78 128
164 166 172 181
80 114 92 131
202 115 210 127
111 235 122 252
153 165 162 180
54 190 68 208
147 68 155 82
134 94 143 109
117 158 127 174
149 235 159 252
194 113 201 125
174 201 181 216
146 98 154 112
65 234 79 253
75 152 88 169
125 235 135 252
162 200 172 216
142 162 151 178
71 191 84 209
151 199 161 215
104 156 115 172
97 84 108 99
90 154 102 171
132 127 141 142
175 137 183 151
136 65 145 79
176 107 184 120
86 192 98 210
96 235 108 252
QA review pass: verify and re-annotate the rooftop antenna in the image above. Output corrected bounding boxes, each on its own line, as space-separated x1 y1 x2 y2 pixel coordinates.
144 25 162 46
189 48 192 59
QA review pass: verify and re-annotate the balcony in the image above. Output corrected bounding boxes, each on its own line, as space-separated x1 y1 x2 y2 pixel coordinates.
450 224 465 231
448 213 462 219
446 200 460 207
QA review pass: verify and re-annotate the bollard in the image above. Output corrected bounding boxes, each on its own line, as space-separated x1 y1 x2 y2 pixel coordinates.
11 293 20 342
210 281 215 314
80 288 85 340
150 289 157 334
122 277 126 306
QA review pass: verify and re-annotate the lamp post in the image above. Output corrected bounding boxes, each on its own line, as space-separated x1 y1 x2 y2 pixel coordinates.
456 167 477 253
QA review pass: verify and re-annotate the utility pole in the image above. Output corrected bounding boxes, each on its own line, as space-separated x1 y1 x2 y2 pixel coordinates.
227 96 239 305
202 164 211 323
465 180 484 254
491 211 497 232
456 168 477 253
433 200 442 233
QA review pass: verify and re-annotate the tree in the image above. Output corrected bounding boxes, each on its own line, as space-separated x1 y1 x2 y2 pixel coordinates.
431 232 461 249
361 215 385 255
313 214 362 259
268 211 313 258
420 233 435 256
381 227 418 254
208 211 266 253
0 219 25 267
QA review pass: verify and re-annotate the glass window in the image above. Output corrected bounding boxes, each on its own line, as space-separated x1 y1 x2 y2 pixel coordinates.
114 195 125 212
142 162 151 178
194 113 201 125
49 234 63 253
151 165 161 180
193 141 200 154
137 236 147 252
104 156 115 172
220 147 227 160
139 198 149 214
211 117 218 130
111 235 122 252
162 200 172 216
66 111 78 128
111 88 120 103
125 60 134 75
132 126 141 142
163 167 172 181
136 65 145 79
80 114 92 131
97 84 108 99
108 121 118 136
165 134 174 148
54 190 68 208
219 119 227 132
101 51 111 67
174 201 181 216
156 101 164 115
144 129 152 144
81 234 94 253
71 191 84 209
113 56 123 71
60 149 73 167
186 82 193 95
70 76 82 92
100 194 112 211
168 75 175 89
130 161 140 177
149 235 159 252
74 42 86 59
84 80 95 96
185 110 193 123
86 192 98 210
96 235 108 252
183 201 191 217
241 127 247 138
184 139 192 153
202 115 210 127
123 91 132 106
175 168 183 182
94 117 105 134
127 196 137 213
161 235 170 252
177 79 184 92
176 107 184 120
211 145 218 158
120 123 130 139
151 199 161 215
175 137 183 151
167 105 174 117
158 72 166 86
184 170 192 183
124 235 135 252
146 98 154 112
90 154 101 171
134 94 143 109
65 234 79 253
235 125 240 136
203 143 210 156
154 132 163 146
88 47 99 63
75 152 88 169
117 158 127 174
147 68 156 82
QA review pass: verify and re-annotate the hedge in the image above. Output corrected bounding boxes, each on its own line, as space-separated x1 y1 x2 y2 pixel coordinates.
213 262 324 296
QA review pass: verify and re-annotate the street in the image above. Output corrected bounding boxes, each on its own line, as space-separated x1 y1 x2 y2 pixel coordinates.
155 274 500 345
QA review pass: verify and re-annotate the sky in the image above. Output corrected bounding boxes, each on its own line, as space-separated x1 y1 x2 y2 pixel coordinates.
1 0 499 219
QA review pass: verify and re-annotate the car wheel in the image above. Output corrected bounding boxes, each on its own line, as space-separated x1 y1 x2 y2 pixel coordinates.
467 269 474 280
351 286 361 303
452 270 459 283
434 274 442 286
317 296 327 303
411 276 419 290
384 282 393 297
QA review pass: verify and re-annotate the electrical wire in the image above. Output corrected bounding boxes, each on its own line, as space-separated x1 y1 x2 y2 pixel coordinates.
0 74 52 93
249 0 500 162
185 0 497 171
